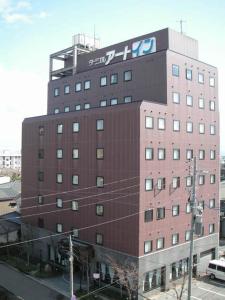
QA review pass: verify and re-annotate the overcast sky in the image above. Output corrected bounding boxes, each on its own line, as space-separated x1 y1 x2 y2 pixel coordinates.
0 0 224 154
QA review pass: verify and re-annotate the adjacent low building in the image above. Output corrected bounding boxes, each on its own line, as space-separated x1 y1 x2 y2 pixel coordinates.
0 150 21 171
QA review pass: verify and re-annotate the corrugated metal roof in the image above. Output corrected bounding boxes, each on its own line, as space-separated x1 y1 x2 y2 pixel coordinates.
0 180 21 200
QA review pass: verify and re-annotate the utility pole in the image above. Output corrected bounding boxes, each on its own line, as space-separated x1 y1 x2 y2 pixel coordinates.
187 157 197 300
69 235 76 300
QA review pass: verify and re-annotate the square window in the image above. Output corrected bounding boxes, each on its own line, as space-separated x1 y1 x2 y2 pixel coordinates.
156 207 165 220
172 233 179 245
186 68 192 80
84 80 91 90
75 82 82 92
96 148 104 159
57 124 63 134
144 240 152 253
110 98 118 105
124 96 132 103
100 100 107 107
100 76 107 86
186 176 193 187
96 119 104 131
198 73 204 84
156 237 164 250
186 122 193 133
199 123 205 134
186 202 191 214
75 104 81 111
64 85 70 94
38 171 44 182
145 178 153 191
54 108 59 114
198 98 204 109
54 88 59 97
210 174 216 184
38 195 44 204
144 209 153 222
173 92 180 104
172 64 179 77
56 198 63 208
73 122 80 132
158 118 165 130
110 74 118 84
57 149 63 159
56 173 63 183
158 148 166 160
209 199 215 208
145 116 154 129
209 77 215 87
172 205 179 216
210 101 215 111
64 106 70 112
56 223 63 233
186 149 193 160
173 149 180 160
185 230 191 241
173 120 180 131
96 233 103 245
97 176 104 187
96 204 104 216
210 150 216 160
145 148 153 160
71 200 78 211
209 224 215 234
210 125 216 135
84 103 90 109
72 148 79 159
186 95 193 106
124 70 132 81
72 228 79 238
72 175 79 185
199 150 205 160
198 175 205 185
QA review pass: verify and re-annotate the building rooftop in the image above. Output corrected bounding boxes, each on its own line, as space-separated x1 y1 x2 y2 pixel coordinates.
0 180 21 201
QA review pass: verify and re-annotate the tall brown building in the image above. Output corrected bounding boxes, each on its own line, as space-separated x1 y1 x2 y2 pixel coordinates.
22 28 219 296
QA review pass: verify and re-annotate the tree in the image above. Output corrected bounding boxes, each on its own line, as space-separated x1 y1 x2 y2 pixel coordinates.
171 272 188 300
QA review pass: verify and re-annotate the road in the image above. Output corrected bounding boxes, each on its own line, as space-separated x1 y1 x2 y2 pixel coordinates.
0 262 67 300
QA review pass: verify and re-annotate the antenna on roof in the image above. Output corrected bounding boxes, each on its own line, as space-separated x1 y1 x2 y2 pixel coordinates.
94 24 96 50
177 19 186 34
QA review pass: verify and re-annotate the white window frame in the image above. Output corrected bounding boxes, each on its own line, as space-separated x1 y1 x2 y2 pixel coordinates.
73 122 80 133
145 116 154 129
145 178 153 191
158 118 165 130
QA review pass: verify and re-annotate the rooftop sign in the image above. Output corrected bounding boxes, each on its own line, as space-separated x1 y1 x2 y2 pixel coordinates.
88 37 156 67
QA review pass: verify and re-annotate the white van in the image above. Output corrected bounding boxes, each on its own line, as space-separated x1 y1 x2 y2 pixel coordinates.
207 259 225 280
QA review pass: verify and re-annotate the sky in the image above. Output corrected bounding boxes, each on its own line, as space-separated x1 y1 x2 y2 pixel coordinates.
0 0 224 154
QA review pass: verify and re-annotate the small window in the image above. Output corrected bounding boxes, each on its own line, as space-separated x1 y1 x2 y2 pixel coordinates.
56 198 63 208
198 200 204 210
156 237 164 250
145 148 153 160
209 199 215 209
71 200 78 211
75 104 81 111
173 92 180 104
217 266 225 272
172 233 179 245
199 123 205 134
75 82 82 92
124 96 132 103
54 108 60 114
72 148 79 159
57 124 63 134
186 122 193 133
186 202 191 214
73 122 80 132
199 150 205 160
56 173 63 183
172 205 179 216
210 124 216 135
144 209 153 222
209 101 215 111
72 175 79 185
96 148 104 159
172 64 179 77
38 218 44 228
38 171 44 182
145 178 153 191
64 85 70 94
96 119 104 131
158 118 165 130
38 195 44 205
84 80 91 90
124 70 132 81
173 120 180 131
100 100 107 107
145 116 154 129
96 233 103 245
96 204 104 216
210 150 216 160
186 149 193 160
172 177 180 189
110 74 118 85
198 175 205 185
198 98 204 109
110 98 118 105
38 149 44 159
158 148 166 160
72 228 79 238
186 95 193 106
144 240 152 253
173 149 180 160
100 76 107 87
56 223 63 233
186 176 193 187
156 207 165 220
185 230 191 241
97 176 104 187
198 73 204 84
56 149 63 159
209 224 215 234
186 68 192 80
54 88 59 97
209 77 215 87
208 263 216 270
84 103 90 110
157 178 166 190
210 174 216 184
